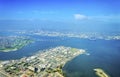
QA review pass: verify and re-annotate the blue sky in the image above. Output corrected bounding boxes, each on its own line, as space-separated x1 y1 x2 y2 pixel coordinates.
0 0 120 22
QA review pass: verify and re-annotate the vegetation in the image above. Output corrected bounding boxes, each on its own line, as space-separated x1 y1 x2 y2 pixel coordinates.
0 36 33 52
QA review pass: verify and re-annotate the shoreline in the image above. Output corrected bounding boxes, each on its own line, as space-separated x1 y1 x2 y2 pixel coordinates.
94 68 110 77
0 40 33 53
0 46 86 77
0 48 18 52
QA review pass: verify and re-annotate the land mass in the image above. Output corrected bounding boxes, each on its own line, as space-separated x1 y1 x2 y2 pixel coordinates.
15 30 120 40
0 36 33 52
94 68 110 77
0 46 86 77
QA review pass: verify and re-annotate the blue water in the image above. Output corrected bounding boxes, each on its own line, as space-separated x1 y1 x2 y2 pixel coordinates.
63 38 120 77
0 35 120 77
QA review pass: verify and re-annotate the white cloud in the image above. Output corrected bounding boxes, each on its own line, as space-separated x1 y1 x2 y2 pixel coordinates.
74 14 88 20
74 14 120 22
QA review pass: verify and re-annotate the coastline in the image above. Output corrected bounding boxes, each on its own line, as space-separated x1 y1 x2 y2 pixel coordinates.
0 40 33 52
0 48 18 52
0 46 86 77
94 68 110 77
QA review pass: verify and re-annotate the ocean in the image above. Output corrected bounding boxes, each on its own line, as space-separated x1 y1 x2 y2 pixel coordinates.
0 35 120 77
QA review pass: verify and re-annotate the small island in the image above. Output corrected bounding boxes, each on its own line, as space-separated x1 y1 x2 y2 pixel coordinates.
0 36 33 52
0 46 86 77
94 68 110 77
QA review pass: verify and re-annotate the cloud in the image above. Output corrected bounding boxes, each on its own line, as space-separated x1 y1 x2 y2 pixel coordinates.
74 14 88 20
74 14 120 22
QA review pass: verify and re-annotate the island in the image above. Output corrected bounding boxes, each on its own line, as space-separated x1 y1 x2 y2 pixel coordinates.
94 68 110 77
0 46 86 77
0 36 33 52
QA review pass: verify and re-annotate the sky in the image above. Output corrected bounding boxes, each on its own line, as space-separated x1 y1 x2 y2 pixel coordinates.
0 0 120 22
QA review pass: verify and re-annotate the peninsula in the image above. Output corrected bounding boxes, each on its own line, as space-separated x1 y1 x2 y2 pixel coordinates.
0 46 86 77
0 36 33 52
